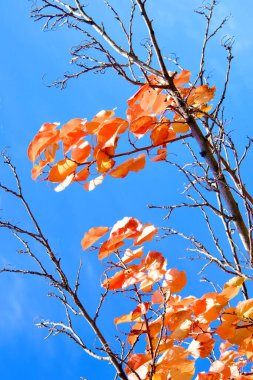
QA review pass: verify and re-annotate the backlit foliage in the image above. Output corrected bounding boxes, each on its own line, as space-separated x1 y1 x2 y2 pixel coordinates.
28 70 215 192
81 217 253 380
27 68 253 379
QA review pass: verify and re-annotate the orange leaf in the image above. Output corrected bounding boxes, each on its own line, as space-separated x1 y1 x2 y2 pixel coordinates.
85 110 115 135
127 83 150 109
150 120 175 145
125 354 151 379
114 302 150 325
170 318 192 341
28 122 60 162
138 251 167 291
48 158 77 183
152 289 170 304
103 269 126 290
221 276 245 301
199 293 228 323
103 265 145 290
60 118 85 137
110 154 146 178
92 109 115 125
127 103 146 123
151 148 167 162
128 321 147 345
99 240 125 260
140 87 161 114
172 116 190 133
84 174 104 191
163 268 187 293
130 116 157 139
97 118 128 149
166 309 192 331
99 217 143 260
188 85 216 107
196 373 221 380
188 334 215 359
31 160 48 180
110 217 142 241
95 150 115 173
152 93 169 114
81 227 109 250
60 118 87 153
121 247 144 264
192 298 207 316
54 173 75 192
236 299 253 319
44 143 59 163
71 140 91 163
74 167 90 182
134 224 158 246
173 70 191 86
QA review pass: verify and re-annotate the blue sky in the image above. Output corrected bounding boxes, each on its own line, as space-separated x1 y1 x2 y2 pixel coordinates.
1 1 253 379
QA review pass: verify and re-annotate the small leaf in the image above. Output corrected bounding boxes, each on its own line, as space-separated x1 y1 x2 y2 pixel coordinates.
151 148 167 162
74 167 90 182
81 227 109 250
114 302 150 325
164 268 187 293
84 175 104 191
134 224 158 246
173 70 191 86
28 122 60 162
71 140 91 163
130 116 157 139
54 173 75 192
48 158 77 183
121 247 144 264
110 154 146 178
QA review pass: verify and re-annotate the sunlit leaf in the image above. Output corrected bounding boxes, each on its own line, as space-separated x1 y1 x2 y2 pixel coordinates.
110 154 146 178
130 116 157 139
81 226 109 250
134 224 158 246
71 140 91 163
28 122 60 162
163 268 187 293
84 174 104 191
54 173 75 192
173 70 191 86
114 302 150 325
121 247 144 264
74 167 90 182
60 118 87 153
48 158 77 183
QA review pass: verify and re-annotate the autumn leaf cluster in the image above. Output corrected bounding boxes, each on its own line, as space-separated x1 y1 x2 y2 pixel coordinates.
27 67 253 379
81 217 253 380
28 70 215 192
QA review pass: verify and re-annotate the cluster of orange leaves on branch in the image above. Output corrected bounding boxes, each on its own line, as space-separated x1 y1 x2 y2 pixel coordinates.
28 70 215 191
81 216 253 380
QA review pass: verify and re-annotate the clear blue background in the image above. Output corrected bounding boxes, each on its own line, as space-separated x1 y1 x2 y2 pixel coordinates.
1 1 252 379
